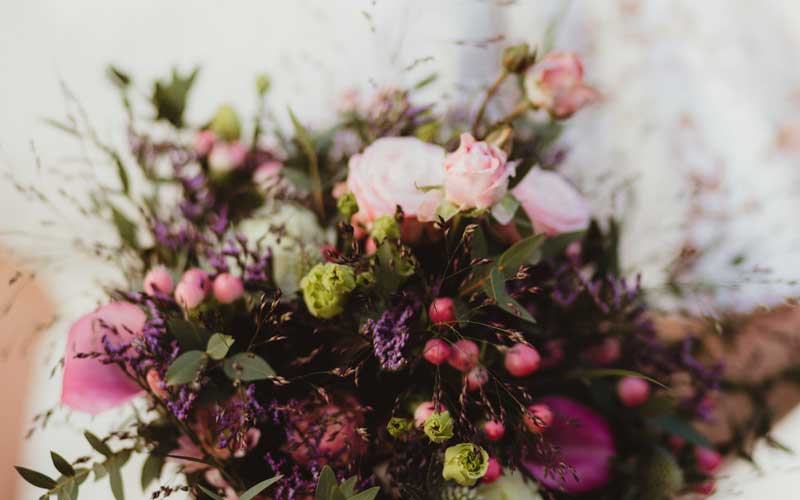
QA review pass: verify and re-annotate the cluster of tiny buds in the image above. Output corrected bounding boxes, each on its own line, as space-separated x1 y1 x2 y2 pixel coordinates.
143 266 245 309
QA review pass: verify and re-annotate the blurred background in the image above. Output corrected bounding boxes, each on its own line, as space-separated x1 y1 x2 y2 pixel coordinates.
2 0 800 498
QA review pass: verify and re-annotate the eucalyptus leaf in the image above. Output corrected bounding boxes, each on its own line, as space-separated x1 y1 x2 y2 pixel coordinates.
50 451 75 477
315 466 337 500
349 487 381 500
206 333 235 360
14 466 58 490
110 205 138 250
223 353 275 382
140 454 164 491
196 484 224 500
151 68 198 127
108 462 124 500
165 351 208 386
84 432 112 458
238 475 282 500
646 415 712 449
496 234 545 278
289 107 324 219
539 230 585 261
167 318 212 351
486 267 536 323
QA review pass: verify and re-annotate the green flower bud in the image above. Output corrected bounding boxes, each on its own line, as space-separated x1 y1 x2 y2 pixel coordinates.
387 417 414 439
639 448 684 500
299 263 357 319
256 73 271 96
337 192 359 219
423 411 454 444
442 443 489 487
371 215 401 242
356 270 376 288
209 104 242 142
502 43 533 73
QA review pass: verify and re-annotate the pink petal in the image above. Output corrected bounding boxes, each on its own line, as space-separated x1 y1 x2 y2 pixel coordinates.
61 301 146 414
524 396 616 493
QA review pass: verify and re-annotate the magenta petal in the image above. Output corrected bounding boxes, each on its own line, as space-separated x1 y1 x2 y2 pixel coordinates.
524 396 616 493
61 301 146 414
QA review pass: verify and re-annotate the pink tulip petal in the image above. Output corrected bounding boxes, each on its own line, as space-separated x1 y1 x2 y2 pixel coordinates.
61 301 146 414
524 396 616 494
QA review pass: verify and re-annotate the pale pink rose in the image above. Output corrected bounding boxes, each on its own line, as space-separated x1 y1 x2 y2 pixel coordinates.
346 137 445 223
512 168 591 236
443 133 514 210
208 141 248 174
61 302 146 414
523 52 599 119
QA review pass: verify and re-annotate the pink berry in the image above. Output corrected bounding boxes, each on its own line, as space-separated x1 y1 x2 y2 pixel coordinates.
429 297 456 325
695 447 722 475
414 401 443 427
213 273 245 304
466 366 489 391
617 376 650 407
588 337 621 366
694 481 716 495
483 420 505 441
143 266 174 295
423 338 451 366
181 268 211 294
175 281 206 309
667 435 685 452
483 457 502 484
194 130 216 156
524 404 553 434
540 339 564 369
504 343 541 377
448 339 479 372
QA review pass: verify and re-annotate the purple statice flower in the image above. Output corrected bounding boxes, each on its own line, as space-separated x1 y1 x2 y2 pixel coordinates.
362 298 419 371
213 385 267 449
166 385 197 421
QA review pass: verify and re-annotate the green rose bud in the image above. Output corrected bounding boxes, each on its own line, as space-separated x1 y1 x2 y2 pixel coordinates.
386 417 414 439
442 443 490 487
423 411 454 444
209 103 242 141
299 263 357 318
256 73 271 96
502 43 533 73
337 192 359 219
356 270 376 288
371 215 401 242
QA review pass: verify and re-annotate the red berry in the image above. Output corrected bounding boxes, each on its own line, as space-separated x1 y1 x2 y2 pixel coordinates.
504 343 541 377
483 420 505 441
466 366 489 391
429 297 456 325
524 404 553 433
695 447 722 475
448 339 479 372
694 481 716 495
617 376 650 407
423 338 451 366
588 337 621 366
483 457 502 484
143 267 174 295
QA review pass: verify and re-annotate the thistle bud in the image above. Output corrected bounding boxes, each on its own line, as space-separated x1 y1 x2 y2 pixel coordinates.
256 73 271 96
337 192 359 219
502 43 533 73
209 103 242 141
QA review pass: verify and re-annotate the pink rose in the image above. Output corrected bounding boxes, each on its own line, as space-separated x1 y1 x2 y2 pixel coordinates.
523 52 599 119
443 133 514 210
61 302 146 414
512 168 590 236
346 137 445 223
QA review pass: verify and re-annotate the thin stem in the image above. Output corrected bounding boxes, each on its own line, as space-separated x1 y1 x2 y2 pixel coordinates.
471 71 509 137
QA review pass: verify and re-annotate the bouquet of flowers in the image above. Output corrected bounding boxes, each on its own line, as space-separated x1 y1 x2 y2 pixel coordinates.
16 44 758 500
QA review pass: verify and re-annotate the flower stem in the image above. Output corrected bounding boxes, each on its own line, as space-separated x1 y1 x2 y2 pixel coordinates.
471 71 509 137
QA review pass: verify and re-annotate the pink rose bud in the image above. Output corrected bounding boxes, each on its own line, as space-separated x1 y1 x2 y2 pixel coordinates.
429 297 456 325
466 366 489 391
182 268 211 293
194 130 216 156
213 273 245 304
448 339 479 372
695 447 722 475
483 420 506 441
587 337 621 366
483 457 502 484
146 369 170 399
208 141 248 175
175 281 206 309
143 266 174 295
617 376 650 407
504 343 541 377
524 404 554 434
512 167 591 237
347 137 445 223
523 52 599 119
694 481 716 495
443 133 515 211
423 338 451 366
414 401 444 427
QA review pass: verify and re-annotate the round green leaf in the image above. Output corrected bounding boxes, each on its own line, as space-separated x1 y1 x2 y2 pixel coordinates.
223 353 275 382
165 351 208 386
206 333 235 360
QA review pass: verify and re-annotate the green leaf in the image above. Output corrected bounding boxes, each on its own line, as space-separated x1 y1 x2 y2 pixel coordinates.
197 484 224 500
167 318 212 351
496 234 545 278
289 107 324 219
165 351 208 386
151 67 199 127
435 200 459 222
107 66 131 88
315 466 337 500
108 461 124 500
140 455 164 491
339 476 358 497
414 73 438 89
206 333 235 361
84 432 112 457
570 368 667 389
42 117 80 137
238 475 282 500
223 353 275 382
490 193 519 225
486 267 536 323
110 205 138 250
646 415 712 449
15 466 58 489
539 230 585 261
348 487 381 500
50 451 75 477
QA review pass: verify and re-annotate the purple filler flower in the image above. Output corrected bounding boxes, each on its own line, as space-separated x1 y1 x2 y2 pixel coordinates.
363 300 418 371
524 396 616 494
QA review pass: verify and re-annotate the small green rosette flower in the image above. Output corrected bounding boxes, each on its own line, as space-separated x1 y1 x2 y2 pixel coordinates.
386 417 414 439
209 103 241 141
370 215 400 242
423 411 454 444
442 443 489 487
299 263 357 319
337 192 359 219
